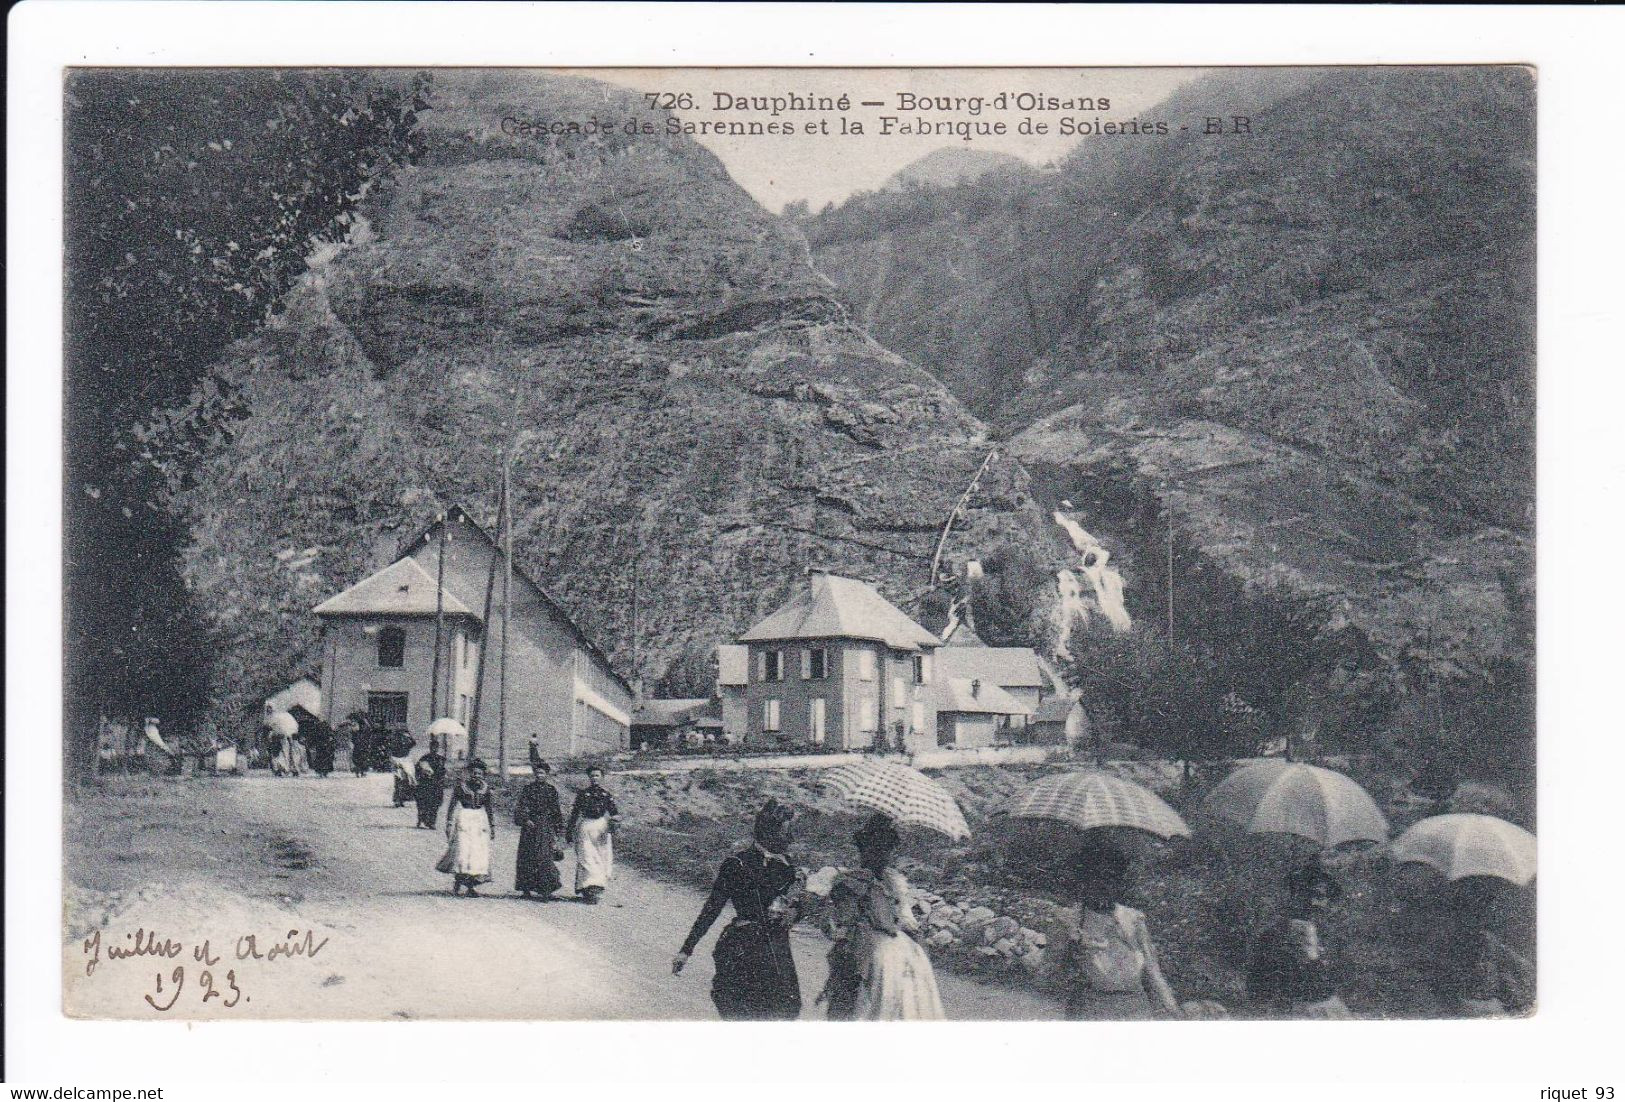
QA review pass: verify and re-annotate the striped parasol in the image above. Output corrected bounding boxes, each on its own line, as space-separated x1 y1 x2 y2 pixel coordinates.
1202 760 1388 848
996 770 1191 840
1391 813 1536 885
819 760 971 841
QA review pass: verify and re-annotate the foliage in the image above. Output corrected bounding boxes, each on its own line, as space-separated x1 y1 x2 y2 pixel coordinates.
1065 519 1359 766
64 69 430 771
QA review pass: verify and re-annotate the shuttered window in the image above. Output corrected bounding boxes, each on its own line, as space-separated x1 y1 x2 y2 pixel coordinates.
809 698 826 744
763 698 782 732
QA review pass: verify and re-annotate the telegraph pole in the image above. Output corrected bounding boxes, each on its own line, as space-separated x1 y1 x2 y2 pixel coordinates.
430 513 448 718
1165 493 1175 648
498 458 512 778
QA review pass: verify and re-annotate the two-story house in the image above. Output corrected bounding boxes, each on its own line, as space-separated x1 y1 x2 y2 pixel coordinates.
737 570 942 751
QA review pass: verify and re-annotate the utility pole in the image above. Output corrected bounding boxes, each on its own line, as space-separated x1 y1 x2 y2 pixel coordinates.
469 491 502 762
498 458 512 779
630 569 639 695
430 513 448 719
1165 494 1175 648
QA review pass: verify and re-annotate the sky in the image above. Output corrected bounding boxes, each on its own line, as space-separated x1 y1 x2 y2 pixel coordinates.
573 68 1199 212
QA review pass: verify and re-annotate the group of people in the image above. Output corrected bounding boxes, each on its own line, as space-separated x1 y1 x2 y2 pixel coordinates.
264 726 336 777
404 747 621 906
673 803 947 1021
668 802 1536 1023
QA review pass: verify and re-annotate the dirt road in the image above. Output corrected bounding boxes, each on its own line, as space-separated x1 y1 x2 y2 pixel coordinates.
64 774 1059 1020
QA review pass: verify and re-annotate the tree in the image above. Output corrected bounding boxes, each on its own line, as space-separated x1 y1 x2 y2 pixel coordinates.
64 70 431 775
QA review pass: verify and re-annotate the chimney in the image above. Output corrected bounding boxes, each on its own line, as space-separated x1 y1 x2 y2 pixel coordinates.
971 678 981 699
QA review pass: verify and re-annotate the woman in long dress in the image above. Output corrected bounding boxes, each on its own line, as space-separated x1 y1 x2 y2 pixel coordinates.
441 760 496 897
567 766 619 904
414 739 448 830
819 813 945 1021
1246 860 1354 1018
514 761 565 899
1039 840 1182 1020
672 799 804 1020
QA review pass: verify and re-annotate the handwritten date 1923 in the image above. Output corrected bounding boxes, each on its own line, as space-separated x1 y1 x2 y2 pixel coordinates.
145 965 245 1011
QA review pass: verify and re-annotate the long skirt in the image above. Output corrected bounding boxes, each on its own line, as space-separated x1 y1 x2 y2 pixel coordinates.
391 758 415 805
851 931 945 1021
275 741 304 776
310 741 335 776
515 824 563 895
445 806 492 883
574 816 614 893
415 783 443 829
712 921 801 1021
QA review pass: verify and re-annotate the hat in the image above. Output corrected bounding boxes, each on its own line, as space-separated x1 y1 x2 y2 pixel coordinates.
853 812 900 850
753 798 794 839
533 760 553 775
467 758 489 771
1286 860 1342 901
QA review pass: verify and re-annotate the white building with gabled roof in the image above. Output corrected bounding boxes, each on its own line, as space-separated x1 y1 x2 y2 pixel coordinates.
312 504 633 768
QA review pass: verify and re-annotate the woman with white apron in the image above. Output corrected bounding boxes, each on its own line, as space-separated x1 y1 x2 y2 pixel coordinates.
439 760 496 897
567 766 619 904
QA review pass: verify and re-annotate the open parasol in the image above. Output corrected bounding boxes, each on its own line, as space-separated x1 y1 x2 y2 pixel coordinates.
1201 760 1388 848
1391 813 1536 885
995 770 1191 840
265 710 300 738
819 759 971 841
427 717 468 739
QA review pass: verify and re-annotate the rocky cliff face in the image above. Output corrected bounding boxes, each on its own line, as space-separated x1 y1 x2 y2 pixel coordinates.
173 72 1058 725
806 67 1534 706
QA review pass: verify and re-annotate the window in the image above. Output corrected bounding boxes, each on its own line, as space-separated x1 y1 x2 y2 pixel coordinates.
804 647 829 680
459 633 473 670
367 691 409 732
761 649 784 683
858 698 878 733
912 653 933 685
809 698 826 745
937 716 955 748
377 626 406 668
763 698 782 732
857 648 877 681
458 694 471 727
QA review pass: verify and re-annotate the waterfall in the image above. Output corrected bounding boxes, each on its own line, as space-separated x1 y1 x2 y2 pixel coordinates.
1051 510 1132 654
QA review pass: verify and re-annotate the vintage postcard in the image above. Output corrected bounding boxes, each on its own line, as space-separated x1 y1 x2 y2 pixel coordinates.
61 64 1535 1023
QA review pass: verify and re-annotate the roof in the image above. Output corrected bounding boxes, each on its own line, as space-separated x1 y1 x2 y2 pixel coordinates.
312 557 478 618
400 505 633 698
941 618 987 647
630 698 709 728
935 646 1052 689
933 677 1031 716
1031 696 1081 724
716 644 749 687
739 572 940 651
